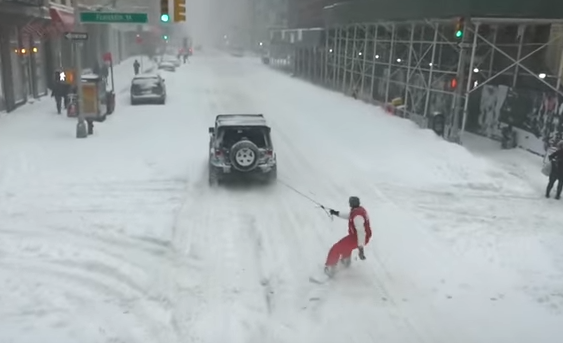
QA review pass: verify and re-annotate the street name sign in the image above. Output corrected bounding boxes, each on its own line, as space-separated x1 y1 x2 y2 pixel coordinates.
80 12 149 24
64 32 89 41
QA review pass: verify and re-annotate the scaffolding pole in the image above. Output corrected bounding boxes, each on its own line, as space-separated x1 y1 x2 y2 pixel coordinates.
384 24 396 104
360 25 369 97
369 25 379 100
461 23 480 138
403 23 416 115
342 27 351 92
423 23 439 117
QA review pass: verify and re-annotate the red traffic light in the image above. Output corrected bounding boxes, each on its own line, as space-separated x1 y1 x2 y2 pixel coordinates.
450 77 458 90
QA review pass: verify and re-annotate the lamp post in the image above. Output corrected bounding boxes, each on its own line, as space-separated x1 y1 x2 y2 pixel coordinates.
73 0 88 138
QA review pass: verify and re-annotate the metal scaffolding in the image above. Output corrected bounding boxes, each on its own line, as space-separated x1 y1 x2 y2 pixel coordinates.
269 17 563 145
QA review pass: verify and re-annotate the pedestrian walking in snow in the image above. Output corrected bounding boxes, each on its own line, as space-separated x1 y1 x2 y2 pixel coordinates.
323 196 372 277
51 69 70 114
133 60 140 75
546 141 563 199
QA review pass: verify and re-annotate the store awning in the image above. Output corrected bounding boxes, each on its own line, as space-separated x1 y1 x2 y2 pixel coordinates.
49 7 74 32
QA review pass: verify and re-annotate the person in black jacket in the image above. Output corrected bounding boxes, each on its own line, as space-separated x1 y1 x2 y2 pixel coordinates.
133 60 140 75
546 141 563 199
51 70 71 114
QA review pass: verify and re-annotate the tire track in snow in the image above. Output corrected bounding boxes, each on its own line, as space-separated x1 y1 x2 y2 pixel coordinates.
0 174 192 343
320 133 553 342
167 184 274 342
205 77 345 339
0 222 181 343
165 77 313 339
251 84 445 343
203 64 429 342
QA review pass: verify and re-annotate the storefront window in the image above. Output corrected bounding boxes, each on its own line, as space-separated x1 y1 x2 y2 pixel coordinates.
33 39 47 96
10 27 26 103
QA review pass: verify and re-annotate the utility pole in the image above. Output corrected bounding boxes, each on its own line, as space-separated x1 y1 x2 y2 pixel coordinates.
450 17 470 143
73 0 88 138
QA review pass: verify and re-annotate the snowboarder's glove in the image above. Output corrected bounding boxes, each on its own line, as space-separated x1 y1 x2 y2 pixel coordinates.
329 209 339 216
358 247 366 260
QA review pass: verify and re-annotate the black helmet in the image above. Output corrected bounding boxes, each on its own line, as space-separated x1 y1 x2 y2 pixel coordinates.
349 196 360 208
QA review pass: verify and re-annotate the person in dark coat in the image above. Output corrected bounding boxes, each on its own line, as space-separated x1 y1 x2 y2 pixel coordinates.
133 59 140 75
546 141 563 199
51 69 71 114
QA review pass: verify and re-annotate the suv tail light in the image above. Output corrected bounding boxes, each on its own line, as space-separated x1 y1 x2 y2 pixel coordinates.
265 149 273 157
215 149 222 157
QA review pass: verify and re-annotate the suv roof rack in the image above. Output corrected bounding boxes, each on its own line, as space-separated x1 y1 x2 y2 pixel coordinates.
216 114 264 119
215 114 268 127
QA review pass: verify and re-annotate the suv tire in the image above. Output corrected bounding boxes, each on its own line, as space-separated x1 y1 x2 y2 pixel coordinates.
229 140 260 172
208 166 222 186
267 166 277 182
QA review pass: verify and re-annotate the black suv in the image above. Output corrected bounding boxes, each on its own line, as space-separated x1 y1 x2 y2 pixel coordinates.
208 114 277 185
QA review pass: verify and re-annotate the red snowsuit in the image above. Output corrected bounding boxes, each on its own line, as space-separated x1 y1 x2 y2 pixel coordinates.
325 206 372 267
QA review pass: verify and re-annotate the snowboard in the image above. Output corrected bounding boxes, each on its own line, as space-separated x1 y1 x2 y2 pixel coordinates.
308 263 347 284
309 274 331 284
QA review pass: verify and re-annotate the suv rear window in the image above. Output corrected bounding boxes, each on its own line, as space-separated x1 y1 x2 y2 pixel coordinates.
220 127 268 148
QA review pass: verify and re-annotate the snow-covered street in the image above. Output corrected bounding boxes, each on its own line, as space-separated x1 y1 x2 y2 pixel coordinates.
2 52 563 343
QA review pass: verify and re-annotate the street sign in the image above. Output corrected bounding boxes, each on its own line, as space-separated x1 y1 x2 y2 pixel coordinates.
80 12 149 24
102 52 112 62
64 32 88 41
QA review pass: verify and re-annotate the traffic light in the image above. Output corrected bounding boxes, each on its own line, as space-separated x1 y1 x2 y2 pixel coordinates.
455 17 464 39
450 77 458 90
163 35 169 41
174 0 186 22
160 0 169 22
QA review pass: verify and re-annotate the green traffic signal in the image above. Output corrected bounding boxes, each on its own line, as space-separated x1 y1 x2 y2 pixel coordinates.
163 35 169 40
160 13 170 22
455 30 463 38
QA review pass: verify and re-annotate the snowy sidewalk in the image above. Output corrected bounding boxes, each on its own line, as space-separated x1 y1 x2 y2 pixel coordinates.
0 55 156 119
463 132 549 196
0 63 198 343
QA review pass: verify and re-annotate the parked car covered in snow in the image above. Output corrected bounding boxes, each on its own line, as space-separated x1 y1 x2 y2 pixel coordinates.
161 54 181 67
130 73 166 105
158 61 176 72
230 46 244 57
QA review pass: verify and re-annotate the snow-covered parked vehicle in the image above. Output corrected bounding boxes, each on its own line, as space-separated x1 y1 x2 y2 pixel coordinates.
208 114 277 185
158 61 176 72
161 54 181 67
130 74 166 105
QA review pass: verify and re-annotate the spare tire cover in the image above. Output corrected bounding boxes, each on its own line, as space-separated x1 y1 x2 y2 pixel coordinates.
229 140 260 172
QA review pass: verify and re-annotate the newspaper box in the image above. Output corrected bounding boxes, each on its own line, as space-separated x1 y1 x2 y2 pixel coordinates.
81 74 108 122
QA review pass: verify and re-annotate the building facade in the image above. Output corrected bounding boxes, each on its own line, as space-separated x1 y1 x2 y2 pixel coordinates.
0 0 51 112
1 0 153 112
287 0 332 28
250 0 288 45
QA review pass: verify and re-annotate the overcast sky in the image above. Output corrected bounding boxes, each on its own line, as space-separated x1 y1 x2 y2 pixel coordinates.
185 0 251 43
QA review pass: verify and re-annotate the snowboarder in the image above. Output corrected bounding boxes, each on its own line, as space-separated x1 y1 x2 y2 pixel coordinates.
546 141 563 199
323 196 372 277
133 60 140 75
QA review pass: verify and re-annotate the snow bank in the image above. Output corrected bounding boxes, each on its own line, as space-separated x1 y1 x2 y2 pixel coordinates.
243 62 529 195
0 58 199 343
